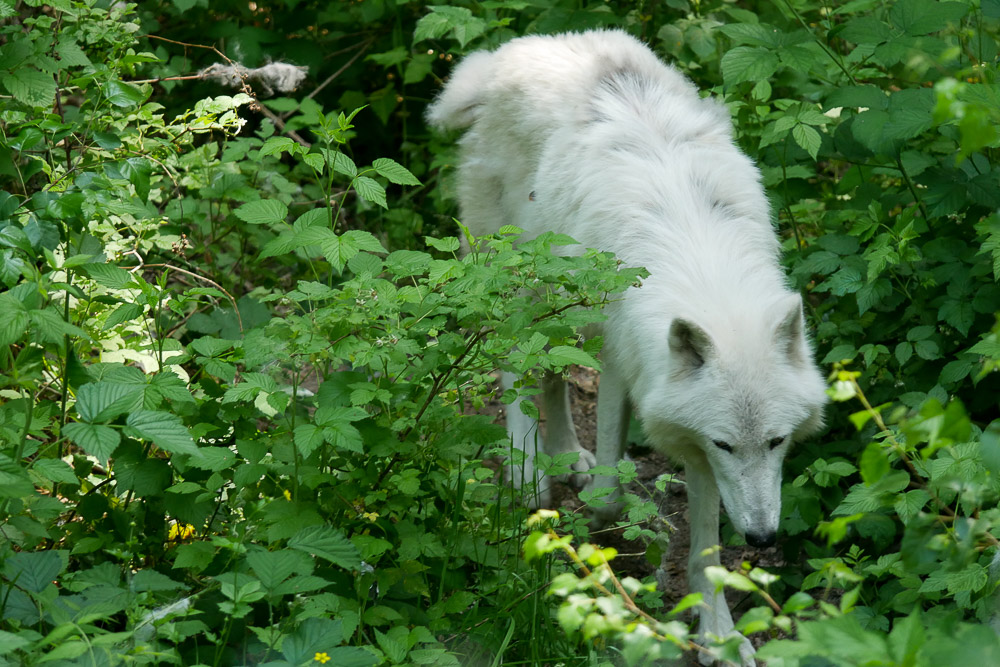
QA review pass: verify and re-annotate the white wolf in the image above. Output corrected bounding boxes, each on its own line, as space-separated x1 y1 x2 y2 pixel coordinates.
427 30 827 665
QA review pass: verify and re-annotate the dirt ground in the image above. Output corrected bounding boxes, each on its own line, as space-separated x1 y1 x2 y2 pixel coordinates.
493 366 784 662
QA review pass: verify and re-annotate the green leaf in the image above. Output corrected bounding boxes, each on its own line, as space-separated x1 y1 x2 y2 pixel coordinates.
63 423 120 463
75 381 143 423
414 6 486 47
840 16 891 44
32 458 78 485
259 136 296 158
373 158 421 186
1 68 57 107
890 0 967 36
81 263 134 289
330 151 357 178
859 442 890 485
320 230 387 273
547 346 598 369
104 80 148 108
721 46 779 87
0 630 30 656
354 176 387 209
120 157 152 203
894 489 930 523
0 307 28 346
827 85 888 112
247 549 310 590
425 236 460 252
189 447 236 471
288 525 362 570
3 550 65 593
132 569 186 592
980 421 1000 476
792 123 822 160
103 302 144 329
717 22 784 47
234 199 289 226
125 410 199 456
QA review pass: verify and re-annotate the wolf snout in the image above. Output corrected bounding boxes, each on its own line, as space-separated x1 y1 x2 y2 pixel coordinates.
745 530 776 548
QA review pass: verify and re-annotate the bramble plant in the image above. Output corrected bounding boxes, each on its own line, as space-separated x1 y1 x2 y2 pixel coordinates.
2 0 1000 665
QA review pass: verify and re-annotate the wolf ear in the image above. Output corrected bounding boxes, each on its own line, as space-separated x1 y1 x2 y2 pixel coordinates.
775 294 808 363
669 319 714 370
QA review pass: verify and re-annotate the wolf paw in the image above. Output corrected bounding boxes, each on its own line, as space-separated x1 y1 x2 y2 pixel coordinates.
568 447 597 489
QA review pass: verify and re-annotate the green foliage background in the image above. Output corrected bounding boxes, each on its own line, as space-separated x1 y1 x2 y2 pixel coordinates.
2 0 1000 665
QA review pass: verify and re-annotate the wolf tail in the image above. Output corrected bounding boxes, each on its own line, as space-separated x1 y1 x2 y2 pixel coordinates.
425 51 495 131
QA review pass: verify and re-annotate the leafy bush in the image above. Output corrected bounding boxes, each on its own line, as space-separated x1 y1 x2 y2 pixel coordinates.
2 0 1000 665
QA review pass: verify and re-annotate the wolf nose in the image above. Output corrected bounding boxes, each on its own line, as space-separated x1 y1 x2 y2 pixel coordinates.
745 531 776 548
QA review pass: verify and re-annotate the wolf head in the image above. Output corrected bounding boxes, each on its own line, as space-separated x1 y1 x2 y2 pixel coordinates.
642 293 827 547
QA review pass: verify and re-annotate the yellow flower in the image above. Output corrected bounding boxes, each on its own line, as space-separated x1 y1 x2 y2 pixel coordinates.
283 489 292 501
167 522 195 542
314 653 330 664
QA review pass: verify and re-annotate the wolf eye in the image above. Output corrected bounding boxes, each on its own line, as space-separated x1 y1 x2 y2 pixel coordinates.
713 440 733 453
769 436 786 450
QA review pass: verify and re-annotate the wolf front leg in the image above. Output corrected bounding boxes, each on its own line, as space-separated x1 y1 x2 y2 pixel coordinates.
541 372 596 488
586 364 630 528
501 370 550 508
686 460 756 667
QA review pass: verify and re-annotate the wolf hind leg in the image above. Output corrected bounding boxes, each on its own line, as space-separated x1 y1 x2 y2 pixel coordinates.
540 372 595 489
501 371 551 508
685 459 756 667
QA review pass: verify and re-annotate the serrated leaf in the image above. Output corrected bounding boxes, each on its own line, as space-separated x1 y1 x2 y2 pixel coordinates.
32 458 78 485
373 158 421 186
0 307 28 346
721 46 779 87
75 381 143 423
125 410 199 456
792 123 822 160
81 263 134 289
3 550 65 593
354 176 387 209
234 199 288 226
890 0 967 36
189 447 236 471
288 525 362 570
104 80 148 108
547 346 598 368
260 136 296 158
425 236 460 252
330 151 357 178
103 302 144 329
132 569 185 592
1 68 57 107
320 230 387 273
248 549 309 590
63 423 121 463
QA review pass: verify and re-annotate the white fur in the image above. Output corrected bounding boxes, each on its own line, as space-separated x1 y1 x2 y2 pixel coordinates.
428 30 827 665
